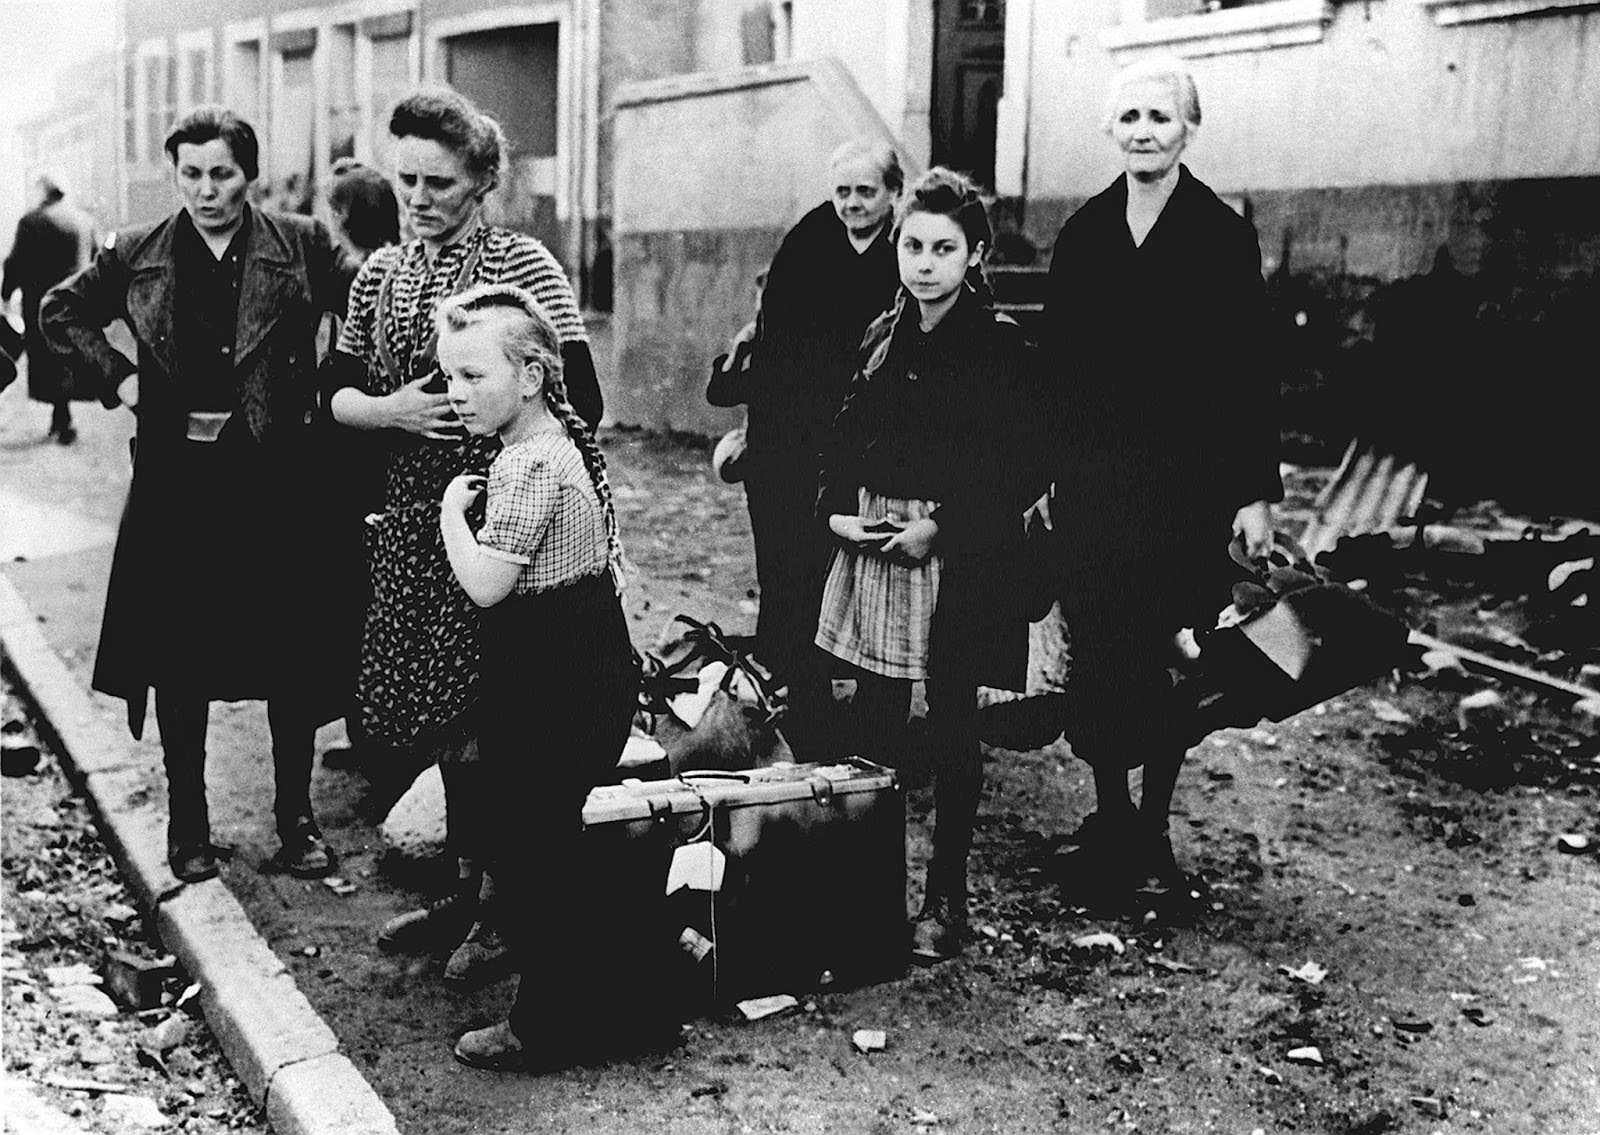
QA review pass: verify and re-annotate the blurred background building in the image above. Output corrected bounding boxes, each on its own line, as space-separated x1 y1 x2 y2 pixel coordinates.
7 0 1599 508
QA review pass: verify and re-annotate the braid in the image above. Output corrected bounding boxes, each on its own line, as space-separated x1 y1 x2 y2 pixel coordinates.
544 374 628 592
437 281 627 591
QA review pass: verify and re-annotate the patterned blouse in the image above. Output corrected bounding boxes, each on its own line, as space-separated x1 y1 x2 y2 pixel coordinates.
477 432 608 595
335 223 589 747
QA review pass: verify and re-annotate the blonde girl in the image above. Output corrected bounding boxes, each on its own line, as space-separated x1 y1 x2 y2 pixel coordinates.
433 283 664 1071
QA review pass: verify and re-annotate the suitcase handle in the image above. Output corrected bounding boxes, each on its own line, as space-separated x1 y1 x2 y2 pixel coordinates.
678 770 752 783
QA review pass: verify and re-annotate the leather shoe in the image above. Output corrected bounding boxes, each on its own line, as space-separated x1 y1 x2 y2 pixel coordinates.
168 843 220 883
273 817 337 878
909 893 968 963
377 892 476 955
444 921 515 988
453 1021 528 1072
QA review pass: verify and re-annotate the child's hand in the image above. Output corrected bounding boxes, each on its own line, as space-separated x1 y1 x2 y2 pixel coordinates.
442 474 485 515
830 514 896 549
880 517 938 564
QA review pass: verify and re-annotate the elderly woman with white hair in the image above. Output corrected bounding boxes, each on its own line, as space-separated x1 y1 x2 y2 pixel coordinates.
1041 56 1282 901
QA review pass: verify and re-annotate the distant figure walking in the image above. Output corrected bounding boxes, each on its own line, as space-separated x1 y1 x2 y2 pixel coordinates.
3 174 95 442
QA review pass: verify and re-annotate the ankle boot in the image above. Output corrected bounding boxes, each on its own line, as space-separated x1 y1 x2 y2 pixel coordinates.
444 872 514 987
910 866 968 962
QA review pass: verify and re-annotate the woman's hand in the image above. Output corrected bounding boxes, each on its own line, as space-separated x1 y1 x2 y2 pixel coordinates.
386 376 460 439
829 514 880 544
441 474 485 516
720 320 758 373
1233 500 1273 561
881 517 938 564
116 374 139 408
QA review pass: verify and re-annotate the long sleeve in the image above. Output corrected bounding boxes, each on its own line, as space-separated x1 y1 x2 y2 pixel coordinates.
38 239 136 408
560 339 603 431
1219 222 1284 509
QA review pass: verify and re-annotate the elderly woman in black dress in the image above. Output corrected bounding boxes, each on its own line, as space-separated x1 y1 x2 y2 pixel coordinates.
707 137 903 759
324 88 603 982
1043 56 1281 897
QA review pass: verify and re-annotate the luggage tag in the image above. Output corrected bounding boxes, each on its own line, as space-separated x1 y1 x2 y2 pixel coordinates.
665 842 726 895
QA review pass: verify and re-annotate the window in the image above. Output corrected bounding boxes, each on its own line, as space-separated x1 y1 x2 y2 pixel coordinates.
959 0 1005 25
327 24 358 165
1100 0 1334 58
122 57 137 163
1420 0 1593 24
177 30 213 112
140 49 172 163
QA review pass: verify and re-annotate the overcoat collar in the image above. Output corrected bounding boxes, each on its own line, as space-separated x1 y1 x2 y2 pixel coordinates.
123 204 298 375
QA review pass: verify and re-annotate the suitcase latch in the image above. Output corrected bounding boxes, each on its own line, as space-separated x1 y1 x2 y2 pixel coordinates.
809 777 834 806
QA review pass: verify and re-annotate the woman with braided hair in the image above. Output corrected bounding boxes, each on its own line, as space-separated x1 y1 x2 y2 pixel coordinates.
323 88 604 981
817 168 1049 959
433 282 655 1071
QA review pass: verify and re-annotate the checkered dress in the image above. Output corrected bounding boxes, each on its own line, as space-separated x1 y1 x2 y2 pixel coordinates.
476 432 608 594
815 490 943 680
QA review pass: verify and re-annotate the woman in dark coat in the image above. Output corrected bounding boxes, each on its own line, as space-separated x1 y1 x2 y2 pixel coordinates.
707 137 903 759
40 107 352 883
1042 56 1281 897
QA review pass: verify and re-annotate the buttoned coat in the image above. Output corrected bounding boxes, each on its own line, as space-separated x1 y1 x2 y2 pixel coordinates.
41 206 350 735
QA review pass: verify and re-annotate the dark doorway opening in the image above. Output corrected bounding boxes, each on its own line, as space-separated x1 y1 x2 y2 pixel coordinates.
931 0 1005 191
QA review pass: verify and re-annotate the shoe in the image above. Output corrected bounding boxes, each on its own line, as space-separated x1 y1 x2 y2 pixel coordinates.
1136 822 1188 891
452 1021 527 1072
273 816 337 878
54 425 77 446
444 920 515 988
167 843 220 883
319 743 363 771
909 892 968 963
377 892 476 955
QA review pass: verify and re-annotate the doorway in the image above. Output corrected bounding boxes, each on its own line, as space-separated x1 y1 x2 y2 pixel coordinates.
930 0 1005 191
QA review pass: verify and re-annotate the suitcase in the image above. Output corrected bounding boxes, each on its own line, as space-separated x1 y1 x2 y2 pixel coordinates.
581 758 906 1006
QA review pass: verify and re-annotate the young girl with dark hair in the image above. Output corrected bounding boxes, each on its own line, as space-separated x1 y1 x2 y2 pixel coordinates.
816 168 1048 959
431 282 654 1070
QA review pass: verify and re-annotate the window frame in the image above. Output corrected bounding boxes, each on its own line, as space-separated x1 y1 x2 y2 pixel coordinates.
1419 0 1597 25
175 28 215 114
1099 0 1336 59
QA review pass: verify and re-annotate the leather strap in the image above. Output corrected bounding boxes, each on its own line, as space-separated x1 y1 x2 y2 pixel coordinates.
372 238 485 390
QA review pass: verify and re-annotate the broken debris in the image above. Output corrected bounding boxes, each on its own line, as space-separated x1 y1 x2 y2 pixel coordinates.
850 1028 887 1054
735 994 798 1022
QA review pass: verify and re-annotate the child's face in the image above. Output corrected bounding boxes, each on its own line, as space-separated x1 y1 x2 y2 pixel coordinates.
438 318 535 437
897 211 978 309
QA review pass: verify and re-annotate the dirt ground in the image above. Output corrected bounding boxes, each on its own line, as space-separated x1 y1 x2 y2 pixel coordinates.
3 391 1599 1133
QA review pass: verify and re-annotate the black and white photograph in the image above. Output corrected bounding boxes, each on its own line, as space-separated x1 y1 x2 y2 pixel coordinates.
2 0 1597 1131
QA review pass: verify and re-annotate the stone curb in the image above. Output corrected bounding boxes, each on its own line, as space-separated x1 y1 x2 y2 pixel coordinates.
0 575 401 1135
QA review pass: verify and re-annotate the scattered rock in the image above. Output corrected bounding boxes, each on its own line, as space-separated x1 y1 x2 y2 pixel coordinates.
1 738 42 777
1456 689 1506 731
1460 1006 1495 1027
1391 1018 1433 1034
1256 1065 1282 1085
1369 699 1413 725
45 963 103 987
100 1093 171 1129
1555 833 1592 855
1071 932 1125 956
380 764 447 861
1280 960 1328 985
735 994 798 1022
55 984 120 1019
1409 1095 1447 1119
1419 649 1466 677
910 1109 940 1126
1285 1046 1323 1066
141 1014 192 1054
851 1028 887 1054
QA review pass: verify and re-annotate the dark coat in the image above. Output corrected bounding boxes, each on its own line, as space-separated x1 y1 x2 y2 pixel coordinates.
706 201 900 680
820 288 1050 691
707 201 899 470
1044 165 1282 625
40 206 351 735
3 199 94 403
1042 165 1282 767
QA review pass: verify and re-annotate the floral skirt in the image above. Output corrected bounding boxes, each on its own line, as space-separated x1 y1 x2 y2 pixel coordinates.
815 490 942 681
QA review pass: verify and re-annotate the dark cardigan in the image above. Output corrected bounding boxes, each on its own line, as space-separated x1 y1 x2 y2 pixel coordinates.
819 288 1050 691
